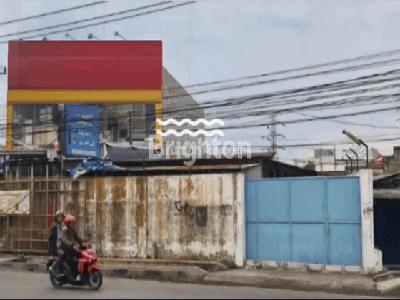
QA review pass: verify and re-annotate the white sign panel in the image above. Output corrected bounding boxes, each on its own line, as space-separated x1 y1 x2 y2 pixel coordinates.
0 191 30 215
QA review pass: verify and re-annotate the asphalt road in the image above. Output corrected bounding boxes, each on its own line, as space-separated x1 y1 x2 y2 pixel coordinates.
0 270 386 299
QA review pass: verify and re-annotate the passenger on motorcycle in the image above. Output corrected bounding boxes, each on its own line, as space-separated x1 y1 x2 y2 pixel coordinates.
48 211 66 275
61 215 83 281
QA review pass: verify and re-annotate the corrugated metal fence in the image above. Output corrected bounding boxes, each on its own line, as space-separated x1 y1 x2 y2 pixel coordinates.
0 174 243 265
0 178 85 254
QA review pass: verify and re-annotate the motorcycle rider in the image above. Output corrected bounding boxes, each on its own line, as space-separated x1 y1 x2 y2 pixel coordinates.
61 215 83 281
48 210 65 276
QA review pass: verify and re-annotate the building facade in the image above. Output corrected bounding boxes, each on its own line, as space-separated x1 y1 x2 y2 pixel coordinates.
7 41 205 161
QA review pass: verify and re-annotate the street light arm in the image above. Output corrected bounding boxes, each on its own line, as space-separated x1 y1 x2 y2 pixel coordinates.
343 130 362 145
343 129 369 168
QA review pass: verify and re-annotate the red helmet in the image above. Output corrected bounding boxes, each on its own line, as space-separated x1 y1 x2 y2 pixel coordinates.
64 215 76 225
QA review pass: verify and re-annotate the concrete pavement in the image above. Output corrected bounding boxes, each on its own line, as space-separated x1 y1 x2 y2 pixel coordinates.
0 270 385 299
0 256 386 296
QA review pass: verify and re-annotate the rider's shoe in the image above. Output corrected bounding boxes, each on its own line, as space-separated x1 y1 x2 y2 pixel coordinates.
75 274 81 282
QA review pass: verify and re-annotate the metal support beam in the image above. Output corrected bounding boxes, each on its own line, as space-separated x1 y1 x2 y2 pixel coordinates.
349 149 359 171
346 154 353 173
6 104 13 150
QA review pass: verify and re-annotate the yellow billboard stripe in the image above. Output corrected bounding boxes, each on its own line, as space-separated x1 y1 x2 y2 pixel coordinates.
8 89 162 104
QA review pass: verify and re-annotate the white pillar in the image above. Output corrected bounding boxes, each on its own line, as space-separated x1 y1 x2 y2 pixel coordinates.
235 173 245 267
357 169 382 274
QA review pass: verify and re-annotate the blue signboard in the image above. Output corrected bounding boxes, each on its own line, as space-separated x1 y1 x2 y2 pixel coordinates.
64 104 100 158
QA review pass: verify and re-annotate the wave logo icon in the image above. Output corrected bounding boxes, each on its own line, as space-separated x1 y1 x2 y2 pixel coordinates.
156 118 225 137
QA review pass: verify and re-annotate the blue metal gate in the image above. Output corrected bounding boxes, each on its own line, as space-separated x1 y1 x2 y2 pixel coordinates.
246 177 362 266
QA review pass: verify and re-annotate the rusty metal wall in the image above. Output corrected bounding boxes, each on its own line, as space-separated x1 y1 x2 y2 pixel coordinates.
0 173 245 265
85 174 244 265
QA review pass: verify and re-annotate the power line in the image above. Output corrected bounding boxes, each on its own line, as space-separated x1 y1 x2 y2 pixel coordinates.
301 113 400 130
175 48 400 90
1 71 400 133
0 1 171 39
2 49 400 134
163 56 400 100
158 63 400 117
223 103 400 131
1 136 400 158
1 92 399 138
209 82 400 121
111 29 400 98
0 79 399 135
162 68 400 117
0 1 107 26
0 1 197 42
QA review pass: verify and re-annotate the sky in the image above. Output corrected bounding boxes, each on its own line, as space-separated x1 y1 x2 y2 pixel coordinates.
1 0 400 163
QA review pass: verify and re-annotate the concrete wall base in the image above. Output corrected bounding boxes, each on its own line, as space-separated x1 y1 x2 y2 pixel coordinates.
246 260 365 275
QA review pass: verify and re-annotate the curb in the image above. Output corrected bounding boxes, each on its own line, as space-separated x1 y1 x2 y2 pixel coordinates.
99 258 227 272
102 265 207 283
1 261 398 296
203 271 379 296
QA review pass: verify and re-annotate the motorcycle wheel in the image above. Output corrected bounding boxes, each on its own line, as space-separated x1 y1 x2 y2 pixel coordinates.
88 270 103 290
49 272 63 289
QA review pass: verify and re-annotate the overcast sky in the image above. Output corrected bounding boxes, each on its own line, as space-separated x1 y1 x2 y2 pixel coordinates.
1 0 400 163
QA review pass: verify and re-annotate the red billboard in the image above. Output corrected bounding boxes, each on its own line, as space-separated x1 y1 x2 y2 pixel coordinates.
8 40 162 90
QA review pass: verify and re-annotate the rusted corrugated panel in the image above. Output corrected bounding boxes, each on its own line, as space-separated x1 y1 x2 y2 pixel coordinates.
82 174 243 264
146 174 241 264
88 177 146 258
0 174 244 265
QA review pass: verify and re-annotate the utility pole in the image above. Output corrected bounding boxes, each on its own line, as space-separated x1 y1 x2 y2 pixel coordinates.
264 113 285 160
270 113 278 158
333 145 337 171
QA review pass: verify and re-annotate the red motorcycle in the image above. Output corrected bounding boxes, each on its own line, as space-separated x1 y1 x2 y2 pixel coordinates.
48 242 103 290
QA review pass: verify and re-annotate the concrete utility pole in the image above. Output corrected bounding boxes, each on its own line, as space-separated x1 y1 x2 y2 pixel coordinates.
343 130 369 168
0 66 6 75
